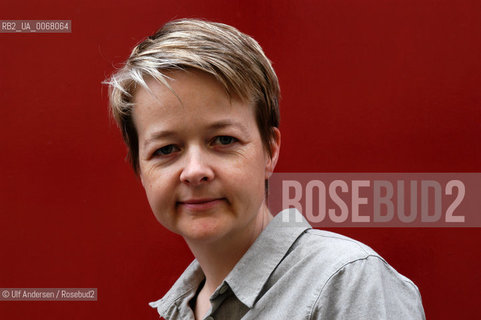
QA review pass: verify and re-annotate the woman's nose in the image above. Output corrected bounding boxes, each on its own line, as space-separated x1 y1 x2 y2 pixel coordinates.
179 147 214 186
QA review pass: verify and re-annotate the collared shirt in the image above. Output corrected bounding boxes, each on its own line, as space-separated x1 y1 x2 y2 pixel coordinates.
150 209 425 319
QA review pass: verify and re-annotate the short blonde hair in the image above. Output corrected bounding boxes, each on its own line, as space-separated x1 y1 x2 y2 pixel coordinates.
104 18 280 173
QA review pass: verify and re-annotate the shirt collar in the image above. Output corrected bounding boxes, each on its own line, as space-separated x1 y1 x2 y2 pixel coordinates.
149 260 204 318
149 208 311 315
223 208 311 308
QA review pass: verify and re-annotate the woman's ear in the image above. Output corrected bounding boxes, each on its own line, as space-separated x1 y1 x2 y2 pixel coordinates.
265 128 281 179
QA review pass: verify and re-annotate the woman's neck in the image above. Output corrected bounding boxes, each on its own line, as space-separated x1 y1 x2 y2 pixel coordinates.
186 205 273 297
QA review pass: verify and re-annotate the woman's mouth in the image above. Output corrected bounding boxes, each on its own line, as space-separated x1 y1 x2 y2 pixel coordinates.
177 198 225 211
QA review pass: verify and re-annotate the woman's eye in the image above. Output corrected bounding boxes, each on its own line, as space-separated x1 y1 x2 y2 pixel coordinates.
153 145 179 156
213 136 238 145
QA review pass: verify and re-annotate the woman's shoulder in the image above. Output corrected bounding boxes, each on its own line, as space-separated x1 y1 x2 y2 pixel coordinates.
286 228 385 270
268 227 425 319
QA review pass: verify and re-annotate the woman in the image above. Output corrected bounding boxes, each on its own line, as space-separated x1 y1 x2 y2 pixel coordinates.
104 19 425 319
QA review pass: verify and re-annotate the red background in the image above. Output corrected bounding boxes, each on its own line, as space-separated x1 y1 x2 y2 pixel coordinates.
1 0 480 319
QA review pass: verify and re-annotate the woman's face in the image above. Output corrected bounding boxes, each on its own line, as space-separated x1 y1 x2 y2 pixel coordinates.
133 70 279 244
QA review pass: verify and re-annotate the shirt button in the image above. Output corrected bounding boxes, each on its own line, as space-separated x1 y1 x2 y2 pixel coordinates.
219 285 228 294
205 317 214 320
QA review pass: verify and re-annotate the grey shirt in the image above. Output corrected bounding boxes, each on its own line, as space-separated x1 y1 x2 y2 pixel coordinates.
150 209 425 319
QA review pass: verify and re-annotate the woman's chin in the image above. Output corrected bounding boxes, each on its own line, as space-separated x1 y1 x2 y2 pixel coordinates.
179 218 232 244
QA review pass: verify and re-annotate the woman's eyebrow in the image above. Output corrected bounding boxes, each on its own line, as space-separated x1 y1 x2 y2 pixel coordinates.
207 120 250 136
143 130 176 149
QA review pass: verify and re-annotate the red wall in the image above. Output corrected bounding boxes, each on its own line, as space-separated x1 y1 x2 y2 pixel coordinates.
1 0 480 318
